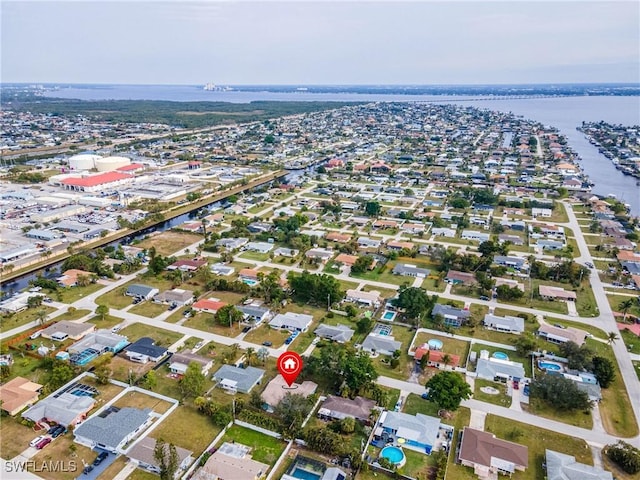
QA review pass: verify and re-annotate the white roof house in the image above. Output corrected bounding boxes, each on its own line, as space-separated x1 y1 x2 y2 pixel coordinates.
269 312 313 332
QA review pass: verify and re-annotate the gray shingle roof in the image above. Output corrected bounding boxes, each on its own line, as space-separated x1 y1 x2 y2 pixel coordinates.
125 337 167 359
74 407 152 449
483 314 525 333
362 334 401 354
126 284 156 297
432 304 470 320
315 324 354 343
381 411 440 447
545 449 612 480
476 358 525 380
213 365 265 393
23 392 95 426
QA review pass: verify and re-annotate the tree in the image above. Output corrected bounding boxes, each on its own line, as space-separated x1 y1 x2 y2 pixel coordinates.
559 341 594 370
425 371 472 411
529 373 592 411
214 305 244 328
364 201 382 217
618 299 634 322
245 347 256 367
76 274 91 287
35 309 48 326
153 438 180 480
607 331 619 345
392 286 437 324
142 370 157 390
356 315 374 334
287 271 345 306
513 333 537 356
93 354 113 384
179 361 205 399
605 441 640 474
350 255 375 275
47 361 76 391
27 295 43 309
496 284 524 301
95 304 109 320
274 393 313 439
592 356 616 388
478 240 499 257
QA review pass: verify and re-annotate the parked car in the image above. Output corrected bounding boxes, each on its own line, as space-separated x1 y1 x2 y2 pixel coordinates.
111 326 121 333
83 465 94 475
36 438 52 450
50 425 66 438
513 381 519 390
585 262 594 268
30 436 45 447
93 451 108 466
241 326 251 333
262 341 272 347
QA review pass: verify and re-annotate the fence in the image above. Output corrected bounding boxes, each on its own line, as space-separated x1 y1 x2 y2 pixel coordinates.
234 419 282 439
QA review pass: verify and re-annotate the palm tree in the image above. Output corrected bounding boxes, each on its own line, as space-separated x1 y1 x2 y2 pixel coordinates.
35 309 48 326
245 347 255 367
607 331 619 345
618 299 635 322
441 354 452 369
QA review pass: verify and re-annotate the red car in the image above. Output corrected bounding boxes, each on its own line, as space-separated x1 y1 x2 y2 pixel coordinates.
513 381 519 390
36 438 52 450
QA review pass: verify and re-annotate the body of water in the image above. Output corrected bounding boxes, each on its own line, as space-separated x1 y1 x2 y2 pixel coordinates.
44 86 640 215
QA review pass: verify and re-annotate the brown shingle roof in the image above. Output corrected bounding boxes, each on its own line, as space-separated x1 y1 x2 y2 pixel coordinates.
459 427 528 470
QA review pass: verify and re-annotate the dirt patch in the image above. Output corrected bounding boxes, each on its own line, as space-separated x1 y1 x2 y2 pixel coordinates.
136 231 202 256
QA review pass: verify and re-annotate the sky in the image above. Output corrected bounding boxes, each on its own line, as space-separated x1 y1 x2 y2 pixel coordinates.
1 1 639 85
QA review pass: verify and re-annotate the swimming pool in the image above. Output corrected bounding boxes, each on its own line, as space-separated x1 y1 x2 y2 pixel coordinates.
492 351 509 360
290 468 321 480
539 361 563 371
428 339 443 350
380 446 406 467
242 278 259 286
374 323 392 336
382 310 397 321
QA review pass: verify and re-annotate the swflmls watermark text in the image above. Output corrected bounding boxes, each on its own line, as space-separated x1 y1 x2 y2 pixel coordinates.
4 460 78 477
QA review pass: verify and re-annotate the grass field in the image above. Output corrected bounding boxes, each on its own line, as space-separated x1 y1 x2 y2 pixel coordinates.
411 332 470 361
118 322 183 346
129 301 170 318
1 306 56 330
524 397 593 429
96 456 128 480
474 379 512 407
151 405 221 454
0 415 42 459
112 390 174 414
220 425 286 465
243 323 290 348
57 283 105 303
137 231 203 256
86 314 123 329
95 277 175 310
56 308 92 321
30 433 95 480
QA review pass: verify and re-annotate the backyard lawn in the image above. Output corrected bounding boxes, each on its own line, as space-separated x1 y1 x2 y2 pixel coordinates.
220 425 286 465
136 231 203 256
151 405 221 455
118 322 183 346
411 332 470 361
112 390 174 414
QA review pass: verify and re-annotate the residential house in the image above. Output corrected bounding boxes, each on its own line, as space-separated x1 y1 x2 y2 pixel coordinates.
56 269 94 287
167 259 207 272
362 333 401 356
537 239 565 250
67 330 129 362
318 395 376 424
154 288 194 306
539 285 576 301
377 411 441 454
215 237 249 250
326 232 352 243
210 263 235 276
432 304 470 327
213 365 265 394
538 324 587 346
458 427 528 477
125 284 159 300
244 241 274 254
128 436 193 477
40 321 95 341
193 442 269 480
432 227 457 238
401 223 426 234
493 256 528 272
23 390 95 427
169 352 213 375
74 407 153 453
461 230 491 242
392 263 430 278
357 237 381 249
387 240 415 251
314 324 355 343
476 355 525 382
498 234 524 246
494 277 525 291
483 314 525 334
261 375 317 412
345 289 382 307
239 268 261 282
545 449 612 480
305 248 334 263
0 377 42 416
237 304 271 325
413 346 461 370
192 298 227 314
445 270 477 286
269 312 313 332
273 247 300 258
373 220 398 229
247 222 272 233
124 337 168 364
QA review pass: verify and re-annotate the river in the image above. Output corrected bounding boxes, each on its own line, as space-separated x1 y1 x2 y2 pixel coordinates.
44 86 640 215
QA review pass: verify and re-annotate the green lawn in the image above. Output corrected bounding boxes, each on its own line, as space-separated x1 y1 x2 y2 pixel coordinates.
0 306 56 330
94 276 175 310
633 361 640 381
243 323 290 348
118 322 183 346
474 379 512 407
56 308 92 321
481 414 592 480
86 314 122 329
607 293 640 318
239 251 272 262
621 329 640 354
151 405 221 455
444 407 473 480
56 282 105 303
220 425 286 465
184 312 244 338
524 397 593 429
411 332 470 360
129 301 170 318
371 325 418 381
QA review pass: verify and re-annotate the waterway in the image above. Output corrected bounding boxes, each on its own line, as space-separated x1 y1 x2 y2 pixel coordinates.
44 87 640 215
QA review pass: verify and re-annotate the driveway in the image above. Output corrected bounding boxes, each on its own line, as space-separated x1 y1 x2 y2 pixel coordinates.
76 450 117 480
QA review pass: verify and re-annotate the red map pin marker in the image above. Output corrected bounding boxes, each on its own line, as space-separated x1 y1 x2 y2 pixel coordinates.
277 351 303 387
